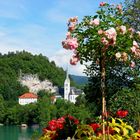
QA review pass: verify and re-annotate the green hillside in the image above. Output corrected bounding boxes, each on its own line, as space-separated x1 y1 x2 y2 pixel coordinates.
70 75 88 85
0 51 67 101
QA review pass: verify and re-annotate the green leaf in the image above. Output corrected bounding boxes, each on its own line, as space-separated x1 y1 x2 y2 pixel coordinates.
113 127 121 133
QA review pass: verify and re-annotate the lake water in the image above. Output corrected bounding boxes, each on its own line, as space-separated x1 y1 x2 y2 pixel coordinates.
0 125 41 140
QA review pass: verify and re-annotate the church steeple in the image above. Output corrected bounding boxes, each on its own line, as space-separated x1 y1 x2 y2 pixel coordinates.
64 67 70 100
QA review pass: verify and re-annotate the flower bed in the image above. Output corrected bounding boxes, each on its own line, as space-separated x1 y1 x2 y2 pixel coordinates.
39 114 140 140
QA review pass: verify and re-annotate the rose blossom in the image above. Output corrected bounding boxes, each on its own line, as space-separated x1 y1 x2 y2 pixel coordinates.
120 25 126 34
121 52 128 61
70 55 80 65
115 52 121 59
130 61 135 68
90 19 100 26
133 41 139 48
62 38 78 50
98 29 103 35
105 28 117 39
128 27 135 33
101 37 109 45
131 46 136 53
100 2 106 6
68 16 78 32
116 4 122 10
68 16 78 23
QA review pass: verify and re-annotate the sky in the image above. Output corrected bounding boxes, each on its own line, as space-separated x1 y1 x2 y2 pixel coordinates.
0 0 124 76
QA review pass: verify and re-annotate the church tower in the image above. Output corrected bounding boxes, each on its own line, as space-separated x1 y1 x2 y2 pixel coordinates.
64 68 70 100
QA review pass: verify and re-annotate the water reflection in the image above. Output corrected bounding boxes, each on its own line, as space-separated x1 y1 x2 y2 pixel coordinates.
0 125 41 140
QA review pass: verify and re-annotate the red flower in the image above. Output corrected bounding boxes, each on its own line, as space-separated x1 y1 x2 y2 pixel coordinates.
105 127 114 135
116 110 128 118
74 119 79 125
89 123 100 131
137 129 140 134
68 115 75 120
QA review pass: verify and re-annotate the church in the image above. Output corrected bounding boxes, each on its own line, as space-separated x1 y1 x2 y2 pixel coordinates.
18 70 83 104
55 70 84 104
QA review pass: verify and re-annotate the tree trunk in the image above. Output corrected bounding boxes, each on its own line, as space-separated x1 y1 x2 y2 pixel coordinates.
101 53 106 140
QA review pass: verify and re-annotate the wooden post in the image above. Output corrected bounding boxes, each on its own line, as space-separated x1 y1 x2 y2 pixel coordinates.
101 52 106 140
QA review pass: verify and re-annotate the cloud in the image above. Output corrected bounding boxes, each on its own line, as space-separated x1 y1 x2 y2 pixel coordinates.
49 49 86 76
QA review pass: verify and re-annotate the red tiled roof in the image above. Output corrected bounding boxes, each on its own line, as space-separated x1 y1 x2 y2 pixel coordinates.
19 93 38 99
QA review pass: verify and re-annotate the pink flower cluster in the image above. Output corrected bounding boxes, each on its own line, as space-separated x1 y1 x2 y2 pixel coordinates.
131 41 140 58
115 52 128 62
62 16 80 65
62 37 78 50
68 16 78 32
100 27 117 47
90 19 100 26
105 28 117 42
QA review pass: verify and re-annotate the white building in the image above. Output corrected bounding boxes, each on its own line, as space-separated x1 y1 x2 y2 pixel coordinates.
19 92 38 105
64 71 70 100
63 70 83 104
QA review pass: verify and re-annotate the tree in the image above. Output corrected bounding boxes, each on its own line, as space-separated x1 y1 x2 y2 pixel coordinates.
108 85 140 129
124 0 140 31
0 95 6 123
62 2 140 138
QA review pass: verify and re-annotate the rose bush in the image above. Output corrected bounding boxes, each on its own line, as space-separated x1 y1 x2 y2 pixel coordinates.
62 2 140 139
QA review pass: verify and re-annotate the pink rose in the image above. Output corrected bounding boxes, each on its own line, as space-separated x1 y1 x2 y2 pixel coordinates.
67 38 78 49
130 61 135 68
101 37 109 45
116 4 122 10
68 16 78 32
90 19 100 26
100 2 106 6
98 29 103 35
62 38 78 50
120 25 126 34
133 41 139 48
131 46 136 53
70 55 80 65
128 28 135 33
68 16 78 23
105 28 117 40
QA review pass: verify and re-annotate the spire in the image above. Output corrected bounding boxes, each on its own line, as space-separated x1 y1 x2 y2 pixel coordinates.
66 64 70 80
64 65 70 100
